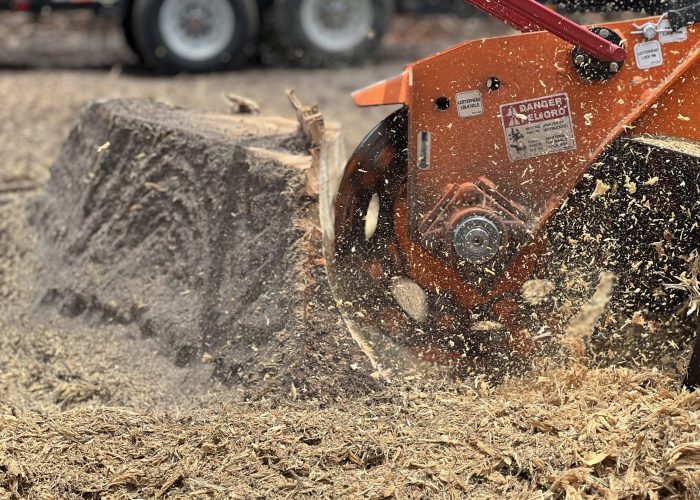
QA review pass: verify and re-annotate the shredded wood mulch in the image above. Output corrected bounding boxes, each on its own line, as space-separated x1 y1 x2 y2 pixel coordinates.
1 364 699 499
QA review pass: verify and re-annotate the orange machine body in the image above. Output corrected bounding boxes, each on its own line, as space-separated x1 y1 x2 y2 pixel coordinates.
353 18 700 309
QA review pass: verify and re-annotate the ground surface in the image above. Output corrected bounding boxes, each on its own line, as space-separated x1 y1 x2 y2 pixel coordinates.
0 10 699 499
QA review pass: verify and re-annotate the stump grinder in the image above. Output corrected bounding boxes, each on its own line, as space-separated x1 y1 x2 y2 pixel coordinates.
325 0 700 389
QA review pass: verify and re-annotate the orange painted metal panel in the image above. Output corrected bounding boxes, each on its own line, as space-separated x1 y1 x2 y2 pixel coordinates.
352 73 410 106
402 19 700 234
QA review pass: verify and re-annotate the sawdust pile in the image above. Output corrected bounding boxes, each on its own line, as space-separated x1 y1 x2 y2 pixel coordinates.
1 365 699 498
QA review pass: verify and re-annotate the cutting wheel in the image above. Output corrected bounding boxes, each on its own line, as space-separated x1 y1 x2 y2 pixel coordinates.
328 109 549 378
326 109 700 383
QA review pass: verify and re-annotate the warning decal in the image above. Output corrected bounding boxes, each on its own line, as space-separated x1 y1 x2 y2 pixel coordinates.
500 93 576 161
634 40 663 69
456 90 483 118
658 18 687 44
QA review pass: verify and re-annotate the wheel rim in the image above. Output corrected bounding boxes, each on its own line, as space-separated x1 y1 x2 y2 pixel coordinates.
158 0 236 62
299 0 373 53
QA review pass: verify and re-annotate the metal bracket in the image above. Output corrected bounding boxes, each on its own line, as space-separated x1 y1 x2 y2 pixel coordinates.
631 13 674 40
418 178 533 290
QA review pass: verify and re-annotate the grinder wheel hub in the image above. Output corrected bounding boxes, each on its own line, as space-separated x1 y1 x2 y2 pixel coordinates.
452 215 503 265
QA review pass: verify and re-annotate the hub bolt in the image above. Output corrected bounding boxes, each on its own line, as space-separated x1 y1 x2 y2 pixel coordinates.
452 215 503 265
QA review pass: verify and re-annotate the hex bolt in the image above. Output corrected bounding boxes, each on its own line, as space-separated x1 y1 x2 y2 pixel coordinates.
452 215 502 265
643 24 657 40
486 77 501 91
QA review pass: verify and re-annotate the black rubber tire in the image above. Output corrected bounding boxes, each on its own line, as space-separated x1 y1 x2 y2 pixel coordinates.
122 2 140 60
130 0 259 73
268 0 395 67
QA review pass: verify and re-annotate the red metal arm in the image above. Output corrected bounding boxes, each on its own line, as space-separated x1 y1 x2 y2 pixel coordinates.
466 0 627 62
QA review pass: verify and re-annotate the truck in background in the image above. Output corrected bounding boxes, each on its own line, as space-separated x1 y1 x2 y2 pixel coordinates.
0 0 475 72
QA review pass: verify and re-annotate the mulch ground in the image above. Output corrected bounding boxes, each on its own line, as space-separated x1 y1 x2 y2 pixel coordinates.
1 364 699 498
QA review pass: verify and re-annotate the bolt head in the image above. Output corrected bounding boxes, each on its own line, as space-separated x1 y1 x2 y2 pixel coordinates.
642 24 657 40
486 77 501 91
452 215 502 265
609 62 620 73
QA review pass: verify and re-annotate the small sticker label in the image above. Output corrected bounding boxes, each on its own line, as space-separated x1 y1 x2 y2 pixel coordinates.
456 90 483 118
634 40 663 69
659 19 688 43
500 93 576 162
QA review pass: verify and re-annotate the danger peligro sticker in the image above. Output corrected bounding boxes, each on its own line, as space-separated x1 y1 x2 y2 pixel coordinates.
500 93 576 161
